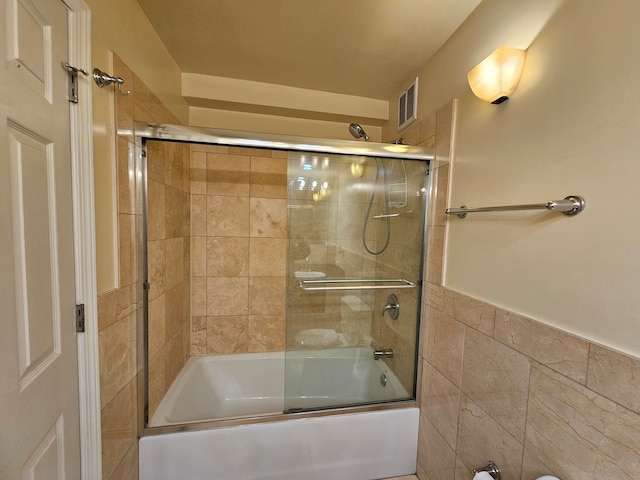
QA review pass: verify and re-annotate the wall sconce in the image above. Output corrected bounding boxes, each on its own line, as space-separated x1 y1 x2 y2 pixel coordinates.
467 46 526 104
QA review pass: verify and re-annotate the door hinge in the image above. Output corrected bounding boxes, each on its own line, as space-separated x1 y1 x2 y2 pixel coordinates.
64 63 88 104
76 303 85 333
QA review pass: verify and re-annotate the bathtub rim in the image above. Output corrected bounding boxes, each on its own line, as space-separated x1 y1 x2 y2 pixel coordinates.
141 399 417 437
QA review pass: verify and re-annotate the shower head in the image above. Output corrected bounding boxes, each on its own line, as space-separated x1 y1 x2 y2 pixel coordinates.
348 123 371 142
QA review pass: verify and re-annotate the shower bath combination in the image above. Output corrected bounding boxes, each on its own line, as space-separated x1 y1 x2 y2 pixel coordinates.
136 123 432 480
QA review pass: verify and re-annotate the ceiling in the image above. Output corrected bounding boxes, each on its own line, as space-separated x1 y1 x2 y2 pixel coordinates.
135 0 483 101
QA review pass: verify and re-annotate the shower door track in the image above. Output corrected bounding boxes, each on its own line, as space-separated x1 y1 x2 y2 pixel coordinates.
133 122 434 160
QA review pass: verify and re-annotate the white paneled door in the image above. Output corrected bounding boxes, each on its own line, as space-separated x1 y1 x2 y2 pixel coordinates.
0 0 82 479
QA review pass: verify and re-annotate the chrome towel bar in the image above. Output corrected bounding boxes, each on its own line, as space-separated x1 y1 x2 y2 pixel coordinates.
445 195 585 219
298 278 416 291
371 210 413 219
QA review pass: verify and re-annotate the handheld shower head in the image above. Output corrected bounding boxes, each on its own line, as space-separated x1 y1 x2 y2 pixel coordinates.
348 123 371 142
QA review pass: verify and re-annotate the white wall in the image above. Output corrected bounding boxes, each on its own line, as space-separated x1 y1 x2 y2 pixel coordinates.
397 0 640 356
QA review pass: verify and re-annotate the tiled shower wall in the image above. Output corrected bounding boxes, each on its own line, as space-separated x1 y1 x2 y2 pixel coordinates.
415 101 640 479
370 143 432 392
146 138 191 418
96 55 189 480
190 145 289 354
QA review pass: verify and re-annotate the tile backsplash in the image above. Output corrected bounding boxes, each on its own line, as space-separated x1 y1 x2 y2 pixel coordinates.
418 286 640 480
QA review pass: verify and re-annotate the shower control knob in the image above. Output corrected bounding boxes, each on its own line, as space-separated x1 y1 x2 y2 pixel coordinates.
381 294 400 320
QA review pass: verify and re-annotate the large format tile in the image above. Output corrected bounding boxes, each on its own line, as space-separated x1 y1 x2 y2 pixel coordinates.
425 226 444 285
417 414 456 480
250 155 287 199
99 313 137 408
190 151 206 194
207 277 249 316
248 276 286 315
420 360 460 449
101 377 137 480
250 197 287 237
494 309 589 384
457 395 524 480
249 237 287 276
521 448 558 480
165 237 185 289
248 315 285 352
526 363 640 480
207 195 250 237
147 178 166 241
424 283 444 312
587 343 640 414
422 306 465 387
190 194 207 236
206 316 249 354
207 236 249 276
206 152 250 196
106 441 138 480
444 289 495 335
461 327 530 442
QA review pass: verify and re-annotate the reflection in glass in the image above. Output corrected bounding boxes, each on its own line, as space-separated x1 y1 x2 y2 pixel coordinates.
285 152 428 412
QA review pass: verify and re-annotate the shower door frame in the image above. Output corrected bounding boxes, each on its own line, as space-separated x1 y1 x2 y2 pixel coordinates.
134 122 433 436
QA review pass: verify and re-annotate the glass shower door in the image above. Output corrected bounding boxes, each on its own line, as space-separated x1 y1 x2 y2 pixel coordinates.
284 151 428 413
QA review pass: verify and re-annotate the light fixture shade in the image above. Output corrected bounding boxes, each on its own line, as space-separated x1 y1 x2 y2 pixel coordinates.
467 46 526 104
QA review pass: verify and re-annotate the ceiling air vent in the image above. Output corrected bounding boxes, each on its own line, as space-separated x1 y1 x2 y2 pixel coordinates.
398 76 418 131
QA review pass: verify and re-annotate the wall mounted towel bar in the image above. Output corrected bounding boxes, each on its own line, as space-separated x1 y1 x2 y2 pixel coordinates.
445 195 585 219
371 210 413 219
298 278 415 291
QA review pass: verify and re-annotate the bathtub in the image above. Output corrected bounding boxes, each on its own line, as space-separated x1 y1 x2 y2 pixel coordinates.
140 347 419 480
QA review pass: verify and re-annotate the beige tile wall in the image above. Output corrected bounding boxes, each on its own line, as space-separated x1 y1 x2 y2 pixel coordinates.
146 138 191 418
190 146 288 354
97 55 188 480
415 101 640 480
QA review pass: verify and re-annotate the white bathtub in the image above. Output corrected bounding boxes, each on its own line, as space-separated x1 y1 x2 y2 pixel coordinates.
141 347 419 480
150 346 410 425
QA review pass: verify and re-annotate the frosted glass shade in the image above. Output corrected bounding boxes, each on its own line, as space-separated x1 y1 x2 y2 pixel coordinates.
467 46 526 104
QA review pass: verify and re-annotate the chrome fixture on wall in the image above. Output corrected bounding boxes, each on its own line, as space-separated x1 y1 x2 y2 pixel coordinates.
446 195 586 219
381 294 400 320
373 349 394 360
348 123 394 255
473 460 501 479
92 67 131 96
348 123 371 142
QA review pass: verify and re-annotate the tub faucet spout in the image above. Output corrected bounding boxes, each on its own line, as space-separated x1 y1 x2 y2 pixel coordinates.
373 349 394 360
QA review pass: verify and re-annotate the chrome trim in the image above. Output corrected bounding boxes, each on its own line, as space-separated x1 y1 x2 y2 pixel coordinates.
141 400 417 437
473 460 501 480
298 278 416 291
445 195 586 219
92 67 131 96
133 122 434 161
371 210 413 219
135 123 429 434
373 349 394 360
381 294 400 320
